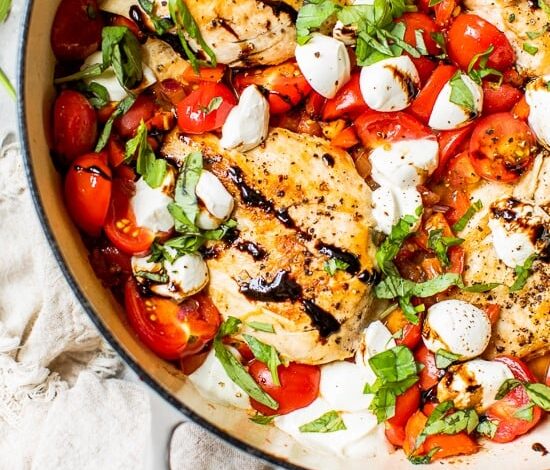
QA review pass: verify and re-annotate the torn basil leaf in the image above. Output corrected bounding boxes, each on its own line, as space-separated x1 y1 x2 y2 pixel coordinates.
243 334 282 386
449 72 476 113
95 94 137 152
435 349 461 369
324 258 350 276
298 410 347 433
247 322 275 333
509 254 537 292
452 200 482 232
427 229 464 267
174 152 203 225
249 413 277 425
476 419 497 438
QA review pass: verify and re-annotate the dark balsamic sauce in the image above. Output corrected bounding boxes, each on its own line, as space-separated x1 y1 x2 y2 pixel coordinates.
260 0 299 21
129 5 148 34
73 165 112 181
301 299 341 337
316 243 360 275
357 270 381 285
236 241 267 261
532 443 549 456
322 153 335 168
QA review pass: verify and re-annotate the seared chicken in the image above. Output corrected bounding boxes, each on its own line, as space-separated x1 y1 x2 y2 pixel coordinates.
162 128 377 364
455 152 550 360
464 0 550 77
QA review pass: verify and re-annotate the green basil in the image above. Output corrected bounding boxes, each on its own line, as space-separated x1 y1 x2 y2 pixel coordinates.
138 0 174 35
430 31 447 59
467 45 503 85
54 63 104 85
95 94 137 152
296 0 339 45
0 65 15 100
324 258 350 276
102 26 143 89
174 152 203 225
247 322 275 333
435 349 461 369
76 81 110 108
427 229 464 267
509 254 537 292
243 334 282 386
428 0 444 5
0 0 11 22
476 419 498 438
524 383 550 411
299 410 347 433
462 282 501 293
495 378 522 400
514 404 535 421
523 43 539 55
249 413 277 425
452 200 483 232
408 446 441 465
414 29 428 55
134 271 169 283
449 72 476 113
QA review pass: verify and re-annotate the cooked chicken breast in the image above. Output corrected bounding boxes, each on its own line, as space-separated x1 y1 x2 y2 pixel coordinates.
100 0 298 67
162 128 377 364
455 152 550 360
464 0 550 77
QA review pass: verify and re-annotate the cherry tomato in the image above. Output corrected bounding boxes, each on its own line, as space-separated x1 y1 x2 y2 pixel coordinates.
484 304 501 325
431 124 474 182
410 64 457 124
385 421 406 447
233 62 311 115
445 151 481 188
249 361 320 416
177 82 236 134
89 240 132 288
512 96 530 121
64 152 112 236
469 112 536 183
396 13 440 56
388 384 421 428
115 94 157 139
447 14 515 72
182 64 226 83
486 356 543 443
124 279 221 360
323 73 369 120
104 180 155 255
107 135 126 168
482 82 523 115
110 14 141 39
439 187 471 226
415 344 441 391
355 111 434 149
51 0 104 61
412 57 438 88
53 90 98 164
331 126 360 149
385 308 422 350
305 92 327 120
433 0 460 27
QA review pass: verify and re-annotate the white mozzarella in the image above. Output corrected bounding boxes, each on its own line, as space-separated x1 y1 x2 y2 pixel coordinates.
151 254 209 301
489 217 537 268
195 170 235 229
423 300 491 360
220 85 269 152
332 0 375 45
369 138 439 188
428 74 483 130
295 33 351 99
355 321 396 385
319 361 373 412
131 256 163 279
437 359 514 412
188 347 250 409
360 56 420 112
130 177 175 234
526 76 550 149
372 186 398 235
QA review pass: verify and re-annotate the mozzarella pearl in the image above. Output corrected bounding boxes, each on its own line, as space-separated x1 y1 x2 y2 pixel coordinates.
355 321 396 385
428 74 483 130
220 85 269 152
423 300 491 360
372 186 422 235
360 56 420 112
195 170 234 229
151 254 209 301
130 177 175 234
320 361 373 412
437 359 514 412
526 75 550 149
295 33 351 99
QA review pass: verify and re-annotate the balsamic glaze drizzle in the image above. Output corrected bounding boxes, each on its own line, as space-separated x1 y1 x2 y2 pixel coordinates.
316 243 360 275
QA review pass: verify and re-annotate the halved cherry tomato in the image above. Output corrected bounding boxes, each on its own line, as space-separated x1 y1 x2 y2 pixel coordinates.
156 79 187 106
412 57 438 88
512 96 530 121
107 135 126 167
415 344 441 391
385 421 406 447
331 126 359 149
110 14 141 39
116 94 157 139
182 64 226 83
177 82 236 134
355 111 434 149
51 0 103 61
486 356 543 443
385 308 422 350
396 13 440 56
433 0 460 27
124 279 221 360
484 304 501 325
53 90 98 164
104 180 155 255
89 240 132 288
447 14 515 72
469 112 536 183
482 82 523 115
439 187 471 226
388 384 421 428
249 361 320 416
233 62 311 115
305 91 326 120
410 64 457 124
448 246 465 274
431 124 474 182
323 73 369 120
65 152 112 236
445 151 481 188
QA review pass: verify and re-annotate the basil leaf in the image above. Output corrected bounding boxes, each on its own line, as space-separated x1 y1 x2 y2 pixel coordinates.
495 378 522 400
299 410 347 433
203 96 223 114
476 419 498 438
467 46 503 85
76 81 110 108
435 349 461 369
0 0 11 22
0 66 15 100
296 0 340 45
163 232 205 255
418 408 479 447
243 334 282 386
102 26 143 89
138 0 174 35
462 282 501 293
452 200 483 232
523 43 539 55
375 273 462 300
247 322 275 333
428 0 444 5
174 152 203 225
509 254 537 292
95 94 137 152
218 316 242 337
428 229 464 267
415 400 454 447
525 383 550 411
414 29 428 55
134 271 168 283
514 404 535 421
449 72 476 113
249 413 277 425
408 447 441 465
430 31 447 58
324 258 350 276
54 63 104 85
203 219 238 241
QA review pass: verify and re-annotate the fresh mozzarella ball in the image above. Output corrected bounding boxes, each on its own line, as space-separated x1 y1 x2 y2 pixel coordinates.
82 51 157 102
332 0 374 45
151 254 209 301
526 76 550 149
429 73 483 130
130 177 175 234
131 256 163 280
188 347 250 409
195 170 234 229
489 218 537 268
320 361 373 412
372 186 422 235
355 321 396 385
423 300 491 360
295 33 351 99
369 138 439 188
360 56 420 112
437 359 514 412
220 85 269 152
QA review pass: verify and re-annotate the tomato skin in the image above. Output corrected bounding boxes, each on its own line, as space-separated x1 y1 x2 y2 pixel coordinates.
388 384 421 428
396 13 440 56
412 57 438 88
233 62 311 115
469 112 536 183
124 279 221 360
54 90 98 164
385 422 406 447
323 73 368 120
182 64 226 83
445 151 481 188
64 153 112 236
482 82 522 115
385 308 422 350
177 82 236 134
431 124 474 182
409 65 457 124
433 0 460 27
104 180 155 255
512 96 530 121
447 14 515 72
415 344 441 391
116 94 157 139
249 361 320 416
331 126 359 149
51 0 104 61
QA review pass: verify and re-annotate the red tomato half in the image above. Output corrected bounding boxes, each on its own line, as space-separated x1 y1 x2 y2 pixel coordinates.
249 361 320 416
53 90 98 163
323 73 368 120
124 279 221 360
396 13 440 56
104 180 155 255
415 344 441 391
51 0 104 61
233 62 311 115
433 0 460 27
115 94 157 139
431 124 474 182
388 384 421 428
65 152 112 236
355 111 434 149
482 82 522 115
177 82 236 134
447 14 515 72
412 57 438 88
469 112 536 183
486 356 543 443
